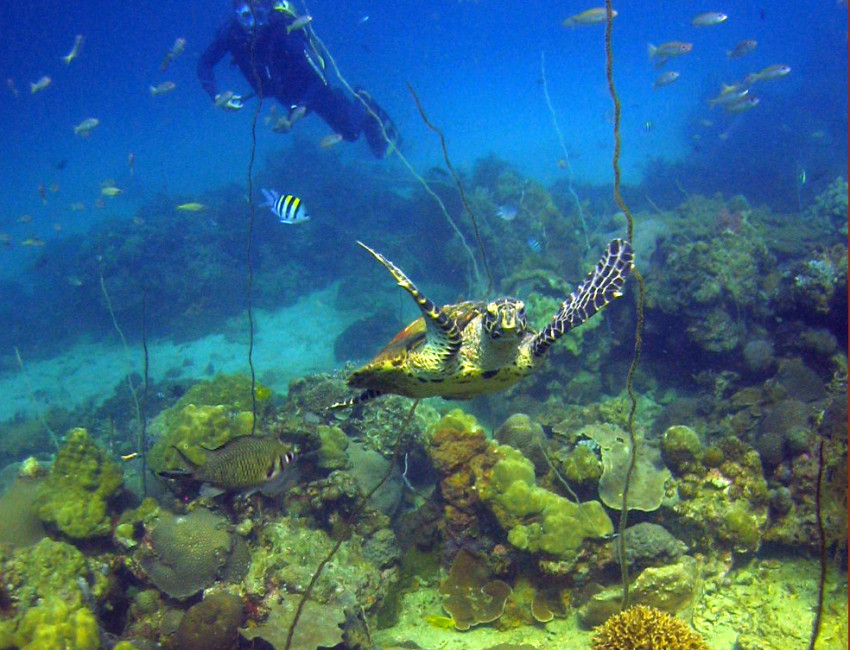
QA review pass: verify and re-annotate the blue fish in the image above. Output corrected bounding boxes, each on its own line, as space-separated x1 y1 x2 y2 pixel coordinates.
260 189 310 224
527 237 542 253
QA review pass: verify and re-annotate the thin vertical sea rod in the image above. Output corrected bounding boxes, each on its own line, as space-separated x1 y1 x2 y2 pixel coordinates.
99 274 145 493
406 83 494 295
244 3 265 433
299 16 485 295
139 291 149 496
602 0 647 611
541 51 590 251
807 437 826 650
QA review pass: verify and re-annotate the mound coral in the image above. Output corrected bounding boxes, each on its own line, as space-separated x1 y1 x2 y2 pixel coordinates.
35 428 123 539
592 605 709 650
176 592 243 650
134 508 248 599
479 443 613 562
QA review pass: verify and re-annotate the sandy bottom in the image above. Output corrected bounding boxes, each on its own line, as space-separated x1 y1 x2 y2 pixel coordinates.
0 283 359 424
374 558 847 650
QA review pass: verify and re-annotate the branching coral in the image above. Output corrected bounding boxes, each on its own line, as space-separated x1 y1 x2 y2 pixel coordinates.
591 604 709 650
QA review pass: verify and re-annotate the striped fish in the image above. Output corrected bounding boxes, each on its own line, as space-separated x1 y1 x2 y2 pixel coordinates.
159 436 298 497
260 188 310 224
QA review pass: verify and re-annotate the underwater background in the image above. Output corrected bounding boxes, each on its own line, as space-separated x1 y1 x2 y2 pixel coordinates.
0 0 847 648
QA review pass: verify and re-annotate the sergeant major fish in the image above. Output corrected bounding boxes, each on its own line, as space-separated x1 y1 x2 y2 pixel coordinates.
159 436 297 498
260 189 310 224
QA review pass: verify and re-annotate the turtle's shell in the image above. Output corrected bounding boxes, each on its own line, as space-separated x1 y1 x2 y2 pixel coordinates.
368 301 482 364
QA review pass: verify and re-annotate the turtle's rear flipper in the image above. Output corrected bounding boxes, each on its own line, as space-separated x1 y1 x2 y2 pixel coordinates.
357 241 462 362
329 388 385 410
532 238 633 357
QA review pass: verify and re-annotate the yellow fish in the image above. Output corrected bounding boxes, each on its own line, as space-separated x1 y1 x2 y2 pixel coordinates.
101 186 123 197
176 202 206 211
425 615 455 629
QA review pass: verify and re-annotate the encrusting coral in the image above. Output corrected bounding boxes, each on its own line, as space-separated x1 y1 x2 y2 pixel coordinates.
591 604 709 650
439 549 512 630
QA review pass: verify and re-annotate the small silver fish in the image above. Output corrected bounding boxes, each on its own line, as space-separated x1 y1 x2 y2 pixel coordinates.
260 189 310 224
727 39 757 59
691 12 727 27
653 71 680 89
286 14 313 34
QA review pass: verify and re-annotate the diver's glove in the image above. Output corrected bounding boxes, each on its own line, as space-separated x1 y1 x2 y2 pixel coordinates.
215 92 244 111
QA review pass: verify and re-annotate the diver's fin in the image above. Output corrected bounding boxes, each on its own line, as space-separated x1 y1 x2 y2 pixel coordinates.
357 242 462 362
531 238 633 358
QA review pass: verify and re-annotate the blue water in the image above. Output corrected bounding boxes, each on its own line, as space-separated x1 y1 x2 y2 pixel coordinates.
0 0 846 353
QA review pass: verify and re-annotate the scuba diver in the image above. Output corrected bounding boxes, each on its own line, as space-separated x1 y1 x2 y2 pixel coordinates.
198 0 399 158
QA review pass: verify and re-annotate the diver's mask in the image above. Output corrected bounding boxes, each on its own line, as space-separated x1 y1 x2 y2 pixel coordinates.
235 1 271 30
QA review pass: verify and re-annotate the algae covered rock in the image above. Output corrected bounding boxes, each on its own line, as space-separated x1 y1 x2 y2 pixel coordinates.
241 594 345 650
579 556 700 627
36 428 123 539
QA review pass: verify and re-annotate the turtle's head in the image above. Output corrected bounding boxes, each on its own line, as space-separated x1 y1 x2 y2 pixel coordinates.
483 298 528 341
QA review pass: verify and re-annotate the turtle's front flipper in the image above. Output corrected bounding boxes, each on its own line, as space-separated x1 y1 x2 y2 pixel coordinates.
357 241 462 360
329 388 384 410
532 238 633 357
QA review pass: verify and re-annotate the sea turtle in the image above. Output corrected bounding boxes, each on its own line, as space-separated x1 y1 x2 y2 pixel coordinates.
332 238 633 408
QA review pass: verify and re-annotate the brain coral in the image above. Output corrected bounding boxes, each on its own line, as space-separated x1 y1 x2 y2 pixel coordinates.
592 605 709 650
136 508 237 599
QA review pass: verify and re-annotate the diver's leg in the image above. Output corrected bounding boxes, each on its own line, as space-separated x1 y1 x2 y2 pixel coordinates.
307 85 365 141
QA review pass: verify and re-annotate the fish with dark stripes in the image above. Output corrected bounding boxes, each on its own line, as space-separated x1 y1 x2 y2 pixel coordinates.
159 436 298 498
260 189 310 224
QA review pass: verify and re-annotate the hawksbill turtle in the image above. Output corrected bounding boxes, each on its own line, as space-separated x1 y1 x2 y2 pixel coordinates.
332 238 633 408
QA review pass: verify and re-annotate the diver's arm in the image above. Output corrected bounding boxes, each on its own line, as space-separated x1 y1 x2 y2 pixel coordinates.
197 24 233 101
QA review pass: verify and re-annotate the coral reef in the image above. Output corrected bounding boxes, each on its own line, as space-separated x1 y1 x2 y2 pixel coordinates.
591 604 709 650
243 516 387 607
35 428 123 539
439 549 511 630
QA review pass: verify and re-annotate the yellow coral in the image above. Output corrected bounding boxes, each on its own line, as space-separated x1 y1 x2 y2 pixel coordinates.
592 605 710 650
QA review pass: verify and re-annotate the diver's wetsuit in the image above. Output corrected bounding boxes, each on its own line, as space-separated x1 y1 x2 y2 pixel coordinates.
198 12 393 156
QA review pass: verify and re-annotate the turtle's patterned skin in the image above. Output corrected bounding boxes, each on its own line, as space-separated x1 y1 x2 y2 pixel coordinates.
333 238 633 408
